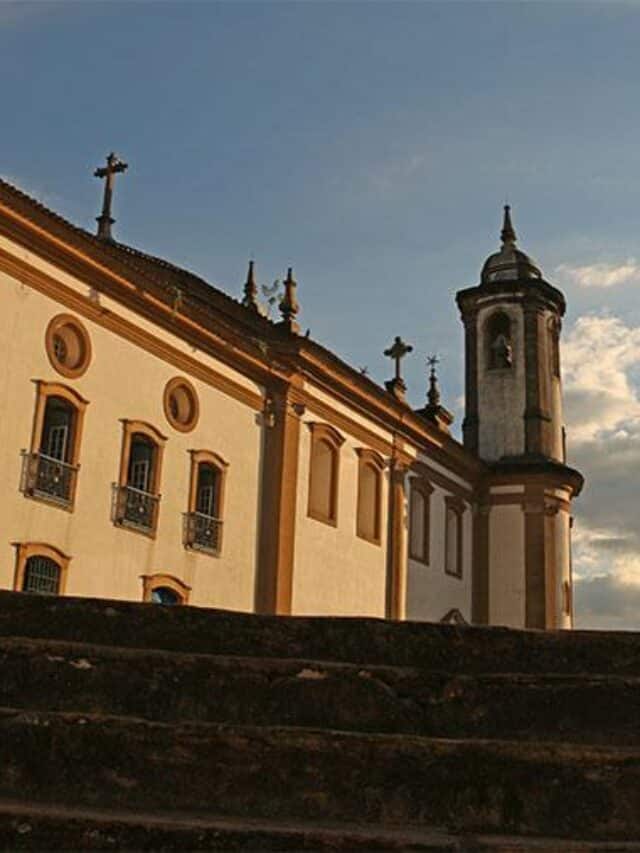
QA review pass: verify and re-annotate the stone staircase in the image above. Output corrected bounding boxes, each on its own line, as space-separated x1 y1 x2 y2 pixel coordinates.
0 591 640 850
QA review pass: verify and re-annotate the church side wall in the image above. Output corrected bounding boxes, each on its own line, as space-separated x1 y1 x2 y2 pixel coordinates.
0 245 263 611
290 405 389 617
405 481 473 623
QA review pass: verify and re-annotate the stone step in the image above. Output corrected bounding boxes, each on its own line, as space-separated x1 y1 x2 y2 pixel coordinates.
2 636 640 744
1 709 639 840
2 799 640 852
2 591 640 675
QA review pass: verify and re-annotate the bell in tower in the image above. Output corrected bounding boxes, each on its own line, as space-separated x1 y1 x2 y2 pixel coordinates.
457 207 583 630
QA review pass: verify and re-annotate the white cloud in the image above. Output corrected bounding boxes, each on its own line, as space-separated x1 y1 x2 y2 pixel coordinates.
556 259 640 288
562 315 640 443
563 314 640 628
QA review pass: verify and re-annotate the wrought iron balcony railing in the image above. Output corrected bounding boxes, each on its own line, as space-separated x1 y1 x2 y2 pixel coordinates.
183 511 223 555
20 451 78 508
112 483 160 533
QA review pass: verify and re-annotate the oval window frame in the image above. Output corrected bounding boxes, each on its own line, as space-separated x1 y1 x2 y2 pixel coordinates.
163 376 200 433
45 314 92 379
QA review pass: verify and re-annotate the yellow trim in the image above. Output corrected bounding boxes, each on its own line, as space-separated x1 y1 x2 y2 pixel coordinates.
45 313 92 379
0 247 265 412
163 376 200 433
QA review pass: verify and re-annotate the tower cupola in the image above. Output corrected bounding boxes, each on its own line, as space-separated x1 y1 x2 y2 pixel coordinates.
480 206 543 284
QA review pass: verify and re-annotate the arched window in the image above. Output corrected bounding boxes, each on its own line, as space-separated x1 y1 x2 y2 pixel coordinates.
13 543 70 596
21 381 88 509
356 449 384 544
141 573 190 605
487 312 513 370
445 496 465 578
184 451 228 555
409 478 433 564
307 423 344 525
114 421 166 535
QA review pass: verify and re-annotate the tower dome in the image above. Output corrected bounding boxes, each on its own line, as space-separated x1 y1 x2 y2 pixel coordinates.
481 205 542 284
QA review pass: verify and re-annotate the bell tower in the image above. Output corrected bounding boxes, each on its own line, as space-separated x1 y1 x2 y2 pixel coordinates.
457 207 583 630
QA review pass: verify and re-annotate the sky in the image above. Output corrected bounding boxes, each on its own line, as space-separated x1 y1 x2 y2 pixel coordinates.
2 0 640 628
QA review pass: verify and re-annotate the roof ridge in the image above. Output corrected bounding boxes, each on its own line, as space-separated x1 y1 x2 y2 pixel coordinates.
0 175 276 329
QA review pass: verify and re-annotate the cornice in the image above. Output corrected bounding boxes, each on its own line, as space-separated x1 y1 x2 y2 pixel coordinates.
0 181 484 484
487 456 584 497
456 278 566 317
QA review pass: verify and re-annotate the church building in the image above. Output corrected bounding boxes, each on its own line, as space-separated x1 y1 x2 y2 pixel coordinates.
0 159 583 628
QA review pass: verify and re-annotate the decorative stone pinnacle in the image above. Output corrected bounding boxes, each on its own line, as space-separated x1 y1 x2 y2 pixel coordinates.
384 335 413 402
242 260 259 311
416 353 454 433
427 354 441 408
94 152 128 241
500 204 517 246
278 267 300 334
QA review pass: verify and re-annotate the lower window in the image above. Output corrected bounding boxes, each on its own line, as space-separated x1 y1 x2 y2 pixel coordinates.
141 573 191 605
13 543 70 596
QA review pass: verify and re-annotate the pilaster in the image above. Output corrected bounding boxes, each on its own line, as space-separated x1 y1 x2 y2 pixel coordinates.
255 383 303 615
523 296 552 456
462 309 479 455
386 450 411 620
471 491 490 625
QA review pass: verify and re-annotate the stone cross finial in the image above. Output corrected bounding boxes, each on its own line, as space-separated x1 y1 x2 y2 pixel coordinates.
278 267 300 334
94 152 128 241
384 335 413 401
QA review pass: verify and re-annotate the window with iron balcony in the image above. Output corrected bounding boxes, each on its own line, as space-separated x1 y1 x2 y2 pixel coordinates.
20 382 88 510
183 450 227 556
112 421 166 536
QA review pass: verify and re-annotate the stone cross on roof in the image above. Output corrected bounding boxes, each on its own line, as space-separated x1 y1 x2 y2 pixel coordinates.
94 152 128 242
384 335 413 402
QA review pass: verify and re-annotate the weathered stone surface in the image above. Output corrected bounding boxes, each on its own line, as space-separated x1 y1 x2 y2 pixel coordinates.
0 710 640 839
2 800 640 852
2 591 640 848
0 637 639 744
2 590 640 674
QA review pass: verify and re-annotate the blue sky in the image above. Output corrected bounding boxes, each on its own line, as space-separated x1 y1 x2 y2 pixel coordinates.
3 1 640 626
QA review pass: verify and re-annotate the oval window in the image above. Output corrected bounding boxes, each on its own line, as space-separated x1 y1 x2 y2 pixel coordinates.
46 315 92 378
163 377 199 432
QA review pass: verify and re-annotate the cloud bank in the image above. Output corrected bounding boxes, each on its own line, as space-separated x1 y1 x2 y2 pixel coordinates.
556 259 640 288
563 315 640 629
